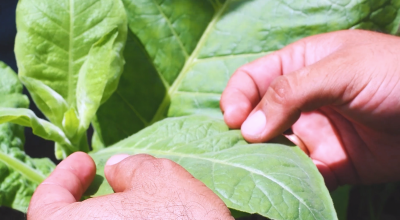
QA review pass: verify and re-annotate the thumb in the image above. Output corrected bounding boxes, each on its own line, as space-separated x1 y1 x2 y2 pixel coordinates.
241 51 363 142
104 154 166 192
28 152 96 219
103 154 234 219
104 154 196 193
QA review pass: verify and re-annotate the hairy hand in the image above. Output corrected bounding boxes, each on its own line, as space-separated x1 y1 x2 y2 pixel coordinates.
28 152 233 220
221 30 400 189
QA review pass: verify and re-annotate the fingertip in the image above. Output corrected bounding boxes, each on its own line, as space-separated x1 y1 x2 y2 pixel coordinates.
57 151 96 188
30 151 97 211
223 104 250 129
313 159 338 191
241 110 267 142
104 154 131 187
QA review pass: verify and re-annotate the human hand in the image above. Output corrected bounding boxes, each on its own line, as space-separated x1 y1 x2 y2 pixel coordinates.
28 152 233 220
221 30 400 190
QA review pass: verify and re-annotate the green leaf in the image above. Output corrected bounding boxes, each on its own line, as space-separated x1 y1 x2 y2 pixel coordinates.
330 185 351 220
0 62 29 111
15 0 127 153
76 27 125 135
0 61 55 212
95 0 400 146
0 108 75 156
230 209 252 219
0 149 55 212
89 116 337 220
0 62 23 95
0 61 29 151
0 148 55 213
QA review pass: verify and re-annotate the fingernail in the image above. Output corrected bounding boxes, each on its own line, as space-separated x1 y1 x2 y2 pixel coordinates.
241 110 266 138
106 154 130 166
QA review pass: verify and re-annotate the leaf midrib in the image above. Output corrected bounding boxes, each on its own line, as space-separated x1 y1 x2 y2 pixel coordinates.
149 0 231 124
122 1 271 126
0 151 45 184
93 147 318 218
68 0 75 105
116 91 149 126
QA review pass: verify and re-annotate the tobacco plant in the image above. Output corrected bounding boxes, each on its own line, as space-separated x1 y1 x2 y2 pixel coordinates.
1 0 399 219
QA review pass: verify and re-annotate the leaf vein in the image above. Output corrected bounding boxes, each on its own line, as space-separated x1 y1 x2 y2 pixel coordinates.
151 0 189 58
0 151 45 184
195 51 273 63
115 91 149 126
74 0 100 17
31 4 69 33
149 0 231 123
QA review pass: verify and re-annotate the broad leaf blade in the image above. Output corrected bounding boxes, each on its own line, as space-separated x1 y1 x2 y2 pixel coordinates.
92 31 167 149
0 62 55 212
15 0 127 152
93 0 217 146
95 0 400 146
90 116 337 220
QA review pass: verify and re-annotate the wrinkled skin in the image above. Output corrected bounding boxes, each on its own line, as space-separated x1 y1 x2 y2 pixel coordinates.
28 152 233 220
221 29 400 190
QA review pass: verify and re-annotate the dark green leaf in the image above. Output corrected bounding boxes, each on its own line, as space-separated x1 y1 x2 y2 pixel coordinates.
330 185 351 220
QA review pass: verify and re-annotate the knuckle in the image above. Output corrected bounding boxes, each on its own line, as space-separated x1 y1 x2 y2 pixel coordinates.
139 158 163 174
267 75 294 106
158 158 179 171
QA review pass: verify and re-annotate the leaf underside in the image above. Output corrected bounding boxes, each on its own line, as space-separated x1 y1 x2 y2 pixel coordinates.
90 116 337 220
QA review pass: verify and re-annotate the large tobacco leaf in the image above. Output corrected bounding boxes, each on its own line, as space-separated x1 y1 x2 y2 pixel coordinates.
0 62 55 212
94 0 400 147
90 116 337 220
14 0 127 157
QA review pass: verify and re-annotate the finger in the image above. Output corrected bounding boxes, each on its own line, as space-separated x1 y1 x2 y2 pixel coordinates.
221 32 339 128
240 48 369 142
104 154 184 193
28 152 95 214
105 154 196 192
292 110 360 185
101 154 233 219
221 29 371 129
221 45 305 128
